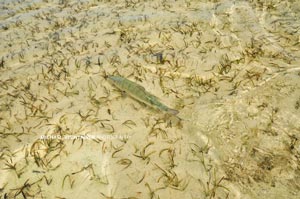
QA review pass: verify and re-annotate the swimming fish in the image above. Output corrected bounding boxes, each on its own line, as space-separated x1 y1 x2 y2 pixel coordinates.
107 75 179 115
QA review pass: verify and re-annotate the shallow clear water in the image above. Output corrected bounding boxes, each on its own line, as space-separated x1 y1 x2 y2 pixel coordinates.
1 0 300 198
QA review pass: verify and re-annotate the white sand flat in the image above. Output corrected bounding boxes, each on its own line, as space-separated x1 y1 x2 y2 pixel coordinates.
1 0 300 198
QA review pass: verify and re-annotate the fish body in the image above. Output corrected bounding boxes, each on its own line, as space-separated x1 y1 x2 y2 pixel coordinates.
107 75 179 115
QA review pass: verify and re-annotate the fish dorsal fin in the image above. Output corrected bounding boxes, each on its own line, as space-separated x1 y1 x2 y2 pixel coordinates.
127 78 145 91
137 84 145 91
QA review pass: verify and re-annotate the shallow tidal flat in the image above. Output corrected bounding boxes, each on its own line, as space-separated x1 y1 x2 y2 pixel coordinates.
1 0 300 198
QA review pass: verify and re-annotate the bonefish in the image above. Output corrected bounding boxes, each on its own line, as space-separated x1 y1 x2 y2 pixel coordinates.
107 75 179 115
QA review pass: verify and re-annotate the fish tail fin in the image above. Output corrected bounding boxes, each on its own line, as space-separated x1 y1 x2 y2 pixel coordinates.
167 108 179 115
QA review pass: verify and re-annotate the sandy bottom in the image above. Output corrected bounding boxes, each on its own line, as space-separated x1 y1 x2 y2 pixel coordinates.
1 0 300 198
